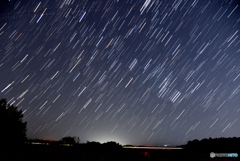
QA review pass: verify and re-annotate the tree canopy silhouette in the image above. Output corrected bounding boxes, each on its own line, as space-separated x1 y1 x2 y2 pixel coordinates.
0 98 27 146
61 136 80 145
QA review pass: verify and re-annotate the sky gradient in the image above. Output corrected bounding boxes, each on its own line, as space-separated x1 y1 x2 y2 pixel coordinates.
0 0 240 146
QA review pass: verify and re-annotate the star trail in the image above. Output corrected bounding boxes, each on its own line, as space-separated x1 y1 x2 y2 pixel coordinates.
0 0 239 146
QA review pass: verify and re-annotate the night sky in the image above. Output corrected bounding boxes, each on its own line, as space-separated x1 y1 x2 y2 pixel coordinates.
0 0 240 146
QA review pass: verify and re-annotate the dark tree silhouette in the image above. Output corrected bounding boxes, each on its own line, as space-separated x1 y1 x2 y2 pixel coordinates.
0 98 27 147
182 137 240 153
61 136 77 145
102 141 122 150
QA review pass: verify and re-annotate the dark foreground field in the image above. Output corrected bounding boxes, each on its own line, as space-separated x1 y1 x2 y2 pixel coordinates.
1 144 239 161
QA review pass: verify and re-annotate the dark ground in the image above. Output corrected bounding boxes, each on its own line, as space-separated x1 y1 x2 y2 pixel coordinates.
1 144 239 161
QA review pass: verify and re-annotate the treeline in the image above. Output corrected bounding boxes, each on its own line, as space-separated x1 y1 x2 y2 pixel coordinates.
26 136 80 146
4 137 124 160
181 137 240 152
26 137 122 150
